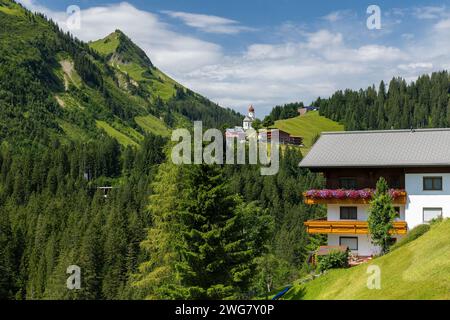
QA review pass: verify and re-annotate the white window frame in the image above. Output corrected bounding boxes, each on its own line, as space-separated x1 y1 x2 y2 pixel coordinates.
339 237 358 251
423 208 443 223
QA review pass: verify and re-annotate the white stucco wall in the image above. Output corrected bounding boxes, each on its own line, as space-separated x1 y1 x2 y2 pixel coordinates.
327 234 379 256
405 173 450 229
327 234 403 256
327 204 405 221
326 204 405 256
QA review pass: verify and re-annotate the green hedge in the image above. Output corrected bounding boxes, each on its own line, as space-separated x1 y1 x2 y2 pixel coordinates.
317 250 349 272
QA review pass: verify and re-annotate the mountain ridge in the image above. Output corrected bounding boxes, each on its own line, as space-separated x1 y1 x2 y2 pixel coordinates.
0 0 242 147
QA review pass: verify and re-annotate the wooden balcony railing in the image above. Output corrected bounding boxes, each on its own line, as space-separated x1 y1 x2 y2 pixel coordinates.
304 219 408 235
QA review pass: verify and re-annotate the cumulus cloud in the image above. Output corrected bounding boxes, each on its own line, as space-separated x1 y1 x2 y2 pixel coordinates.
162 10 254 34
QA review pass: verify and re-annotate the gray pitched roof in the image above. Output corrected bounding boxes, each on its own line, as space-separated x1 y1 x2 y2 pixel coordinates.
299 128 450 168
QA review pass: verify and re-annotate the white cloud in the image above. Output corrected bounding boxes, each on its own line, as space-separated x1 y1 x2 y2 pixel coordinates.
413 6 447 19
434 18 450 30
162 10 253 34
306 29 343 49
355 45 405 62
322 10 354 23
398 62 433 71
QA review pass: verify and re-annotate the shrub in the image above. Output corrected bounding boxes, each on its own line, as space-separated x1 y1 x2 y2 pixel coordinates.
390 224 431 252
317 250 349 272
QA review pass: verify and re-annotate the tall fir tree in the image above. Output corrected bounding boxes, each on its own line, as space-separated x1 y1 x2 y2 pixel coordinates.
368 177 397 254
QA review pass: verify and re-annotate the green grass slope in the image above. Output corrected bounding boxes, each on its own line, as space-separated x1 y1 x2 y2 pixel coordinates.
272 111 344 153
135 115 170 137
285 219 450 300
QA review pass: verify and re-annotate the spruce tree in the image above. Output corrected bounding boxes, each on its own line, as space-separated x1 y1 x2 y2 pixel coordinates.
135 163 272 299
368 177 397 254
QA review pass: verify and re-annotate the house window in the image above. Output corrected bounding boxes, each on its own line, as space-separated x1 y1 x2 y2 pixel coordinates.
340 207 357 220
423 177 442 191
340 237 358 251
394 207 401 218
339 178 357 189
423 208 442 223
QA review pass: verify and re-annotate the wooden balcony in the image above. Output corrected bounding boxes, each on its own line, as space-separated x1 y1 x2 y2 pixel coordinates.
303 191 407 205
304 219 408 235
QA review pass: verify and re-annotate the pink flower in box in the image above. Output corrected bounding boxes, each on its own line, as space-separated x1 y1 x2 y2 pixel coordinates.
318 190 331 199
306 190 316 197
347 190 360 199
332 189 346 199
389 189 405 199
359 189 374 199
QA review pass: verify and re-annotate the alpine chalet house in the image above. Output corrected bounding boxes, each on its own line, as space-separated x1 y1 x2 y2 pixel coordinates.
299 128 450 257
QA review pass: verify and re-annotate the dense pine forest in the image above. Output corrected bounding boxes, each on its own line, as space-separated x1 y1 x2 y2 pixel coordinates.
315 73 450 130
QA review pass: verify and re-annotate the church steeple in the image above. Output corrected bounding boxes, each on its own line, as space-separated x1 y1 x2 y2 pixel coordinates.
248 105 255 120
243 105 255 130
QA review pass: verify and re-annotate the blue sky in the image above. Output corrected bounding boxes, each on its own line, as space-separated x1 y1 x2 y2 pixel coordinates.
18 0 450 116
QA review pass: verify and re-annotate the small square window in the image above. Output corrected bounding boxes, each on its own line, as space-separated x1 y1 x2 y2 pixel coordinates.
394 207 401 218
423 208 442 223
340 207 357 220
423 177 443 191
340 237 358 251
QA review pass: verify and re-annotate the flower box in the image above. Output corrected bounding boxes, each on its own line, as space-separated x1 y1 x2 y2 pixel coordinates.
303 189 407 205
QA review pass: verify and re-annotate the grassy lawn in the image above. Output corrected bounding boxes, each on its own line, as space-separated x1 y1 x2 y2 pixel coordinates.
284 219 450 300
135 115 170 137
272 111 344 154
96 120 139 147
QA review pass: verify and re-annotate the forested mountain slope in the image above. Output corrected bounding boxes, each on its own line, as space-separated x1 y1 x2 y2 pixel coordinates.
314 73 450 131
0 0 241 148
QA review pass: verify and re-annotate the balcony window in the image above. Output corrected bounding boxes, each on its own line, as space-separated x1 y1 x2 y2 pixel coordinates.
339 237 358 250
423 177 442 191
394 207 401 218
340 207 357 220
339 178 357 189
423 208 442 223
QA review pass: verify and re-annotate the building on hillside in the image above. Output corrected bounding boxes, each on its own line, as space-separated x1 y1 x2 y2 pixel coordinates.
225 105 257 142
299 128 450 257
225 126 246 142
298 106 318 116
227 105 304 146
243 105 256 130
260 129 303 146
